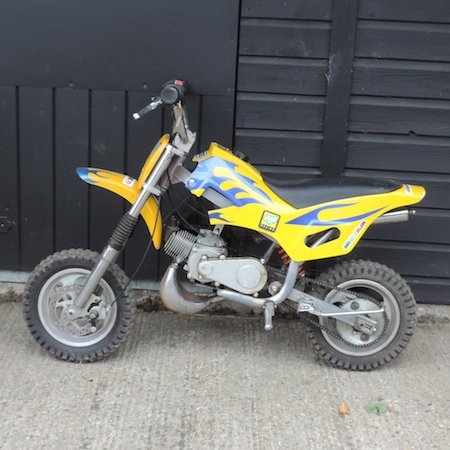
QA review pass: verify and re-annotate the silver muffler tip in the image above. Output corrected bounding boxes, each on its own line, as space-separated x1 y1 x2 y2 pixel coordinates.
373 209 413 225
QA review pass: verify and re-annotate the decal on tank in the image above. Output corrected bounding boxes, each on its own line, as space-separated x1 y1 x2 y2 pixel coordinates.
208 212 233 223
188 158 273 207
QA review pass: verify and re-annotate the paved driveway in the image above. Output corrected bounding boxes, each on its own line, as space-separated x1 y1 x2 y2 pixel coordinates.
0 302 449 449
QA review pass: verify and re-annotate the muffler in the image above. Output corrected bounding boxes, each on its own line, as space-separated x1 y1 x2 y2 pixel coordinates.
373 209 414 225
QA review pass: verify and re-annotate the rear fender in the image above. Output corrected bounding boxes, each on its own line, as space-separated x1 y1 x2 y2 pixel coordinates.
76 168 162 249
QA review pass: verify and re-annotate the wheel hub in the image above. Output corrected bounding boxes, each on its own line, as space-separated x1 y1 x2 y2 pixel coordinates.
49 285 95 336
333 298 385 346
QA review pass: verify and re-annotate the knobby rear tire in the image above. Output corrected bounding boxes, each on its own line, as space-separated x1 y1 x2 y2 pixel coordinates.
306 260 416 371
23 249 136 362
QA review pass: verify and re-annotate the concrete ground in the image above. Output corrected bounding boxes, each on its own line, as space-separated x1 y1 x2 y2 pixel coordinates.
0 284 449 450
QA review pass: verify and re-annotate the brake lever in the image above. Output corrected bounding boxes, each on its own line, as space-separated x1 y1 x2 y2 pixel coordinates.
133 97 163 120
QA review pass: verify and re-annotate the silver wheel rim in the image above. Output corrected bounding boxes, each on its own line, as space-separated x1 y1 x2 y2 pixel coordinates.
38 268 118 347
320 279 401 357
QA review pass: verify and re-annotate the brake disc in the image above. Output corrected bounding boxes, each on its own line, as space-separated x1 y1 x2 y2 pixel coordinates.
49 285 93 336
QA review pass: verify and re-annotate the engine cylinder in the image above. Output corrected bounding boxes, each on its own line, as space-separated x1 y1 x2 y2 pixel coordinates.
164 230 197 261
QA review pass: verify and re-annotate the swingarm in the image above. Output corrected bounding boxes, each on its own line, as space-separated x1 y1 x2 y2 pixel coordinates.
288 289 382 335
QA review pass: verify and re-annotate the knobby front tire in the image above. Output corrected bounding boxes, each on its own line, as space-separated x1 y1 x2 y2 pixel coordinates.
23 249 136 362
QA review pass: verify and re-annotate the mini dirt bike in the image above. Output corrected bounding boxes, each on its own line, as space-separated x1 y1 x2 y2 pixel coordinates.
23 80 426 370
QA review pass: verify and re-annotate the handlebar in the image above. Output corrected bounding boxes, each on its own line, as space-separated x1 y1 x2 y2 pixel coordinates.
133 80 188 120
132 98 163 120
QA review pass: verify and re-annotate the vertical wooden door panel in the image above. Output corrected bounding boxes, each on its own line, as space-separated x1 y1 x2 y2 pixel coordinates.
18 87 54 269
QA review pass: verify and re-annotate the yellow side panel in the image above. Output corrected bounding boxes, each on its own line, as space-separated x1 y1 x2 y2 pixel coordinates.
187 145 425 262
209 185 425 261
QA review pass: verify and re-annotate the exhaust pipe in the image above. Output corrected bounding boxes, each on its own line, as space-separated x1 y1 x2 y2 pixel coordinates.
373 209 414 225
159 263 221 315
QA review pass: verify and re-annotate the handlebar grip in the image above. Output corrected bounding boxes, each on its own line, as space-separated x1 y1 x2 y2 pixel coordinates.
161 80 188 105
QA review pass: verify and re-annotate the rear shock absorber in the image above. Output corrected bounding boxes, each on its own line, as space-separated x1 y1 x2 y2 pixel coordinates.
276 245 305 277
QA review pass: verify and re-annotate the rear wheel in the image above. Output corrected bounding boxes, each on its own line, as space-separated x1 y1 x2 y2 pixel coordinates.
306 260 416 371
23 249 136 362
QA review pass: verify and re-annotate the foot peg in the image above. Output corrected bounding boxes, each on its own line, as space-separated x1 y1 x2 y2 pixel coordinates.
264 302 275 331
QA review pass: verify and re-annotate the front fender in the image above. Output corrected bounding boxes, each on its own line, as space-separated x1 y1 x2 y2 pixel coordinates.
76 168 162 249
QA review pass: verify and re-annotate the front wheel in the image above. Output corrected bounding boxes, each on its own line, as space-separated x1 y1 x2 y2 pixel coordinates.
23 249 136 362
306 260 416 371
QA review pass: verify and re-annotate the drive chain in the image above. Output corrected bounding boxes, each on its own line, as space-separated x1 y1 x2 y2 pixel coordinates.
269 267 389 348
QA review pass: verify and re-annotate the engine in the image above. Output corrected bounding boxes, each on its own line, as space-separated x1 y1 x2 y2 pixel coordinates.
164 229 268 295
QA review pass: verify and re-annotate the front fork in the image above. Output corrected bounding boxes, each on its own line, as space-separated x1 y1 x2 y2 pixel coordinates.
67 215 137 318
69 142 180 319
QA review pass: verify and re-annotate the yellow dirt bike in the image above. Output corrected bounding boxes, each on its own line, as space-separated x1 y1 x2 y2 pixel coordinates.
23 80 426 370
